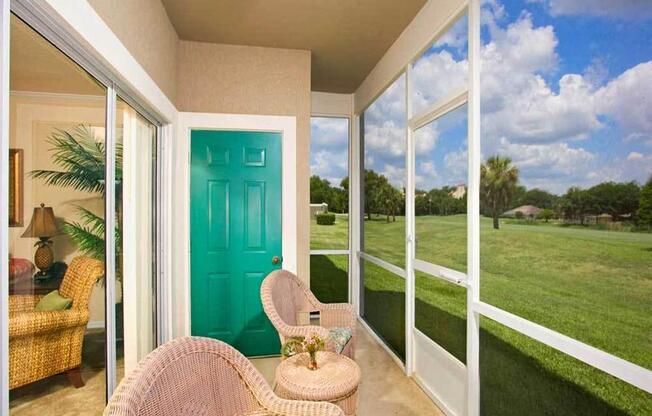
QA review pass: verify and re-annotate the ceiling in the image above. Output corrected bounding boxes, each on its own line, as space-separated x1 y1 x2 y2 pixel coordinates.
10 14 105 95
161 0 427 93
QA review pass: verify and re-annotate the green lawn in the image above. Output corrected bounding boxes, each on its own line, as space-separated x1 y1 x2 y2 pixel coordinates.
311 214 652 415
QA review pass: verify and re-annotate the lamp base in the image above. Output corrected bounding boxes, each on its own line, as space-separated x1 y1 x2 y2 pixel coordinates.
34 241 54 271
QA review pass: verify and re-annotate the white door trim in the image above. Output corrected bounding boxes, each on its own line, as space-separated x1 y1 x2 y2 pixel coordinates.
174 112 297 338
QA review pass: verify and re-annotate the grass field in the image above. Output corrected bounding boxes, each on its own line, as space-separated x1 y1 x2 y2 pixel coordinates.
310 214 652 415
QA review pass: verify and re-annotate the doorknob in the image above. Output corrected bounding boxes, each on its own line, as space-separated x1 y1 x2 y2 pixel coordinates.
272 256 281 265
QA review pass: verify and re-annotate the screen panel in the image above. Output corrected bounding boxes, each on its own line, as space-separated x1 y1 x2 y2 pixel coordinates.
362 259 406 361
480 317 651 415
479 0 652 375
411 13 468 116
415 104 468 272
363 74 407 266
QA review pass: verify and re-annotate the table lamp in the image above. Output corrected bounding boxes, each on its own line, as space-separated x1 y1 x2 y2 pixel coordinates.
21 203 59 279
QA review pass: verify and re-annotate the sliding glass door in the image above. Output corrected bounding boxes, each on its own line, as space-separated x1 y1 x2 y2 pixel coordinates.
7 14 108 414
3 10 160 414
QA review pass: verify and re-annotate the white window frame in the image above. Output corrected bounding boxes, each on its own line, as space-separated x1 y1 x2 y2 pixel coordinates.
310 93 354 302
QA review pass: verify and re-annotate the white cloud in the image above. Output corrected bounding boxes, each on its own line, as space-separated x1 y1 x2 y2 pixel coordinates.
434 13 469 49
595 62 652 143
414 123 438 155
381 164 406 188
310 117 349 184
311 117 349 147
412 51 468 115
493 137 597 192
547 0 652 19
480 12 604 145
444 149 468 182
310 149 348 185
627 151 644 161
362 1 651 194
416 161 438 188
365 120 406 158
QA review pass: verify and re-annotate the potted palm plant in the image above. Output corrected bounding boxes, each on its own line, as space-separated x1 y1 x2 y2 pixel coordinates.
30 124 124 335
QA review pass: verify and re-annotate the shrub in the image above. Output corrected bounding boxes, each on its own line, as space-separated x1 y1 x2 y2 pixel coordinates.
514 211 525 220
316 212 336 225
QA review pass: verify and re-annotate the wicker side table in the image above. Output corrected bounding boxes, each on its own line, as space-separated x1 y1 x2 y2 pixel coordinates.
275 351 361 416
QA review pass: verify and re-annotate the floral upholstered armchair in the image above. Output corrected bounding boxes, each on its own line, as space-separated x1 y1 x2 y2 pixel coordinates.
9 256 104 389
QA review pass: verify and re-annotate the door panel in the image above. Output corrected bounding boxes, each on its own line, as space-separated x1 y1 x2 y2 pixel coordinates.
191 130 282 356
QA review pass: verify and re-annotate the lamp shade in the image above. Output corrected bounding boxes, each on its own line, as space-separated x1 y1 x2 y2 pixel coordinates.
21 203 58 238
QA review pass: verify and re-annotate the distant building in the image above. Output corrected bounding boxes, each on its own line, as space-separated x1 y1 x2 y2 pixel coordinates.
586 213 613 225
310 203 328 218
450 184 466 199
502 205 542 218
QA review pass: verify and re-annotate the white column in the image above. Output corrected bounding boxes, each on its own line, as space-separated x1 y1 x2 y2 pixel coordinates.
0 0 10 412
405 64 416 376
350 113 362 316
466 0 482 415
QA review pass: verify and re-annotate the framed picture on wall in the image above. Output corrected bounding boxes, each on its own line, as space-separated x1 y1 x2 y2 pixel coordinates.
9 149 24 227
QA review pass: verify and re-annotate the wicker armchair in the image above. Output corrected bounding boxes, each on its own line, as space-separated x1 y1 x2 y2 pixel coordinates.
104 336 344 416
261 270 356 359
9 256 104 389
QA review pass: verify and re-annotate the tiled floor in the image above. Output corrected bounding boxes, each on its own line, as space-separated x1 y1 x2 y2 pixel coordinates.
251 322 444 416
10 324 444 415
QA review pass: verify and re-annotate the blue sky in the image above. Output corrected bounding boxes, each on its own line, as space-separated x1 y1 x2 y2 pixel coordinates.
312 0 652 194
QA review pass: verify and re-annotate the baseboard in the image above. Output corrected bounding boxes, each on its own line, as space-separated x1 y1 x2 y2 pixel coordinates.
87 320 105 329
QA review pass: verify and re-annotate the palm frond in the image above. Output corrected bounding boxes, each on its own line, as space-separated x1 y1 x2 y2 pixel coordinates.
61 207 122 261
61 220 105 260
29 125 123 196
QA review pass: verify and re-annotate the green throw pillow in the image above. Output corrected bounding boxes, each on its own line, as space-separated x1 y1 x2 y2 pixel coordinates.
35 290 72 312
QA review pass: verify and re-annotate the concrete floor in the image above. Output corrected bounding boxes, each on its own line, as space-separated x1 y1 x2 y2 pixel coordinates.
9 324 444 415
251 322 444 416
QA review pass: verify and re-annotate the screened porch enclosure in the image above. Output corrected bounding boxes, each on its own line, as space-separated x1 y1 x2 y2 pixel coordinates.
0 0 651 415
310 1 652 415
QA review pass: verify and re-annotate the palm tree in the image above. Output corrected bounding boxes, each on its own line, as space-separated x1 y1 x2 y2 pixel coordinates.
30 125 122 261
481 155 519 229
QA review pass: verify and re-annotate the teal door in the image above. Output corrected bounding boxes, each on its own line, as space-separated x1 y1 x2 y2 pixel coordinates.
190 130 282 356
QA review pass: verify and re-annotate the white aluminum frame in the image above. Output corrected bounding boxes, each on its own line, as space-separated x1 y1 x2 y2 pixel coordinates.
405 63 416 376
308 112 354 302
105 84 118 398
0 1 10 413
466 2 482 413
353 1 652 415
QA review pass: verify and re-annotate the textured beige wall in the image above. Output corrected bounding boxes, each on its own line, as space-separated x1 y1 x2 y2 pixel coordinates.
177 41 312 282
87 0 179 103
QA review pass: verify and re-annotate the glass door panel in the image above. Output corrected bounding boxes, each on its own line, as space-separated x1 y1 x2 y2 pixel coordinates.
8 13 107 413
115 97 157 384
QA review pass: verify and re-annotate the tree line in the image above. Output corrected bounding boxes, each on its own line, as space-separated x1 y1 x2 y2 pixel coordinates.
311 159 652 231
311 170 464 222
481 155 651 230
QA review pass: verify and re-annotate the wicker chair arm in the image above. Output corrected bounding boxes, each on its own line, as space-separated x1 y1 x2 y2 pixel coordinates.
261 397 345 416
8 294 43 313
9 309 89 338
